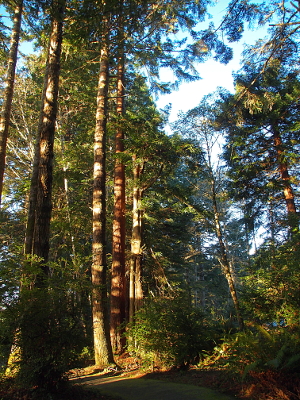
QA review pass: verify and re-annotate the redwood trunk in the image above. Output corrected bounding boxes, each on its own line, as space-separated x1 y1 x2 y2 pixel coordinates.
92 31 114 367
0 1 23 205
111 43 126 353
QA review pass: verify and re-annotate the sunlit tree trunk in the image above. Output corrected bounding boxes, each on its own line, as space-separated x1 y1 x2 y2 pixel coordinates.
0 0 23 205
111 6 126 353
92 26 115 367
272 125 298 232
17 0 65 386
32 0 64 277
129 157 143 324
25 1 65 261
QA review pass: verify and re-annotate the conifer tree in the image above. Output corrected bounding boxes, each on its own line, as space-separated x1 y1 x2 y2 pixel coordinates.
92 14 115 367
110 2 126 353
17 0 66 389
24 0 65 270
0 0 23 206
221 59 299 238
174 99 244 329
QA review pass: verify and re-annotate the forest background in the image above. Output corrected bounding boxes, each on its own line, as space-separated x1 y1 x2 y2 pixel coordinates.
0 0 299 399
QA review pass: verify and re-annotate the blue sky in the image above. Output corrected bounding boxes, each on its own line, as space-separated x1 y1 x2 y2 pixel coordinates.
12 0 268 127
156 1 268 126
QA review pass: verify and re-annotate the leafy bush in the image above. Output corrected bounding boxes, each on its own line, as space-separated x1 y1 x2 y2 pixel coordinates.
127 295 213 369
201 323 300 378
242 235 300 324
1 270 92 393
19 291 88 390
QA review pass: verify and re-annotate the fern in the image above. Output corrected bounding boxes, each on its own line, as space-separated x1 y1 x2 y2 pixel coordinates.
242 360 261 380
283 353 300 371
266 344 289 369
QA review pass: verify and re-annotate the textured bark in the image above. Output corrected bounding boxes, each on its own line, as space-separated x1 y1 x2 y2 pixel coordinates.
111 43 126 353
0 1 23 205
17 1 65 385
129 158 143 324
24 132 42 256
272 125 298 231
31 0 64 277
92 32 114 367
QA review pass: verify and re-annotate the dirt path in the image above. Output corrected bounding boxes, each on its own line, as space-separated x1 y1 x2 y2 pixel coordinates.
72 373 238 400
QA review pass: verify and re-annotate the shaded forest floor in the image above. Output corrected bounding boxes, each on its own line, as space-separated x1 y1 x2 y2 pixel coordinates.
1 356 300 399
68 355 300 400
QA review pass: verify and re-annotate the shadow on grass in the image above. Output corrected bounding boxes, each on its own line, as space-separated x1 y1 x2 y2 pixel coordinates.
72 368 239 400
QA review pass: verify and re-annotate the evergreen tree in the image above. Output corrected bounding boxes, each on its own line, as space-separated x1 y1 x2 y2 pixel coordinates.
17 0 66 389
220 59 300 239
174 98 245 329
110 2 126 354
91 13 115 367
0 0 23 205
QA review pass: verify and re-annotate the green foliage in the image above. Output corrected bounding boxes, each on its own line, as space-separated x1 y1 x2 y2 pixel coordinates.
0 258 93 392
241 234 300 323
14 287 89 391
202 324 300 379
127 295 212 369
220 59 300 242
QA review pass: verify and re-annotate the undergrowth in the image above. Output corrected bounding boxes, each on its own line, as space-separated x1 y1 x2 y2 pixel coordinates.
198 323 300 399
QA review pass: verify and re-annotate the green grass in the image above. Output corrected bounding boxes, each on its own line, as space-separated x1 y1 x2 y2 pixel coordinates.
0 378 119 400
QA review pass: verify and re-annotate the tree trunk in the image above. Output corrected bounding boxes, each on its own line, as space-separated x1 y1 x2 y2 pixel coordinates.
129 157 143 324
110 10 126 353
205 133 244 330
212 182 244 330
17 0 65 387
24 1 65 263
32 0 64 277
272 125 298 232
24 133 41 256
92 28 115 367
0 0 23 205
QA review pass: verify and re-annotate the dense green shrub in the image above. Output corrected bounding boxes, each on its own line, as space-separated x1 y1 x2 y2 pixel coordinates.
15 287 90 392
202 323 300 378
242 234 300 324
0 263 92 393
127 295 213 369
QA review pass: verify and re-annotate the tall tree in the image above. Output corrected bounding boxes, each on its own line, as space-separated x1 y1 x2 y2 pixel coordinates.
30 0 65 271
16 0 66 389
129 154 144 323
174 99 245 329
0 0 23 206
221 59 299 237
125 75 166 322
92 15 115 367
110 3 126 353
108 0 217 344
